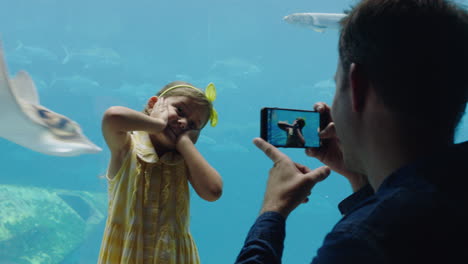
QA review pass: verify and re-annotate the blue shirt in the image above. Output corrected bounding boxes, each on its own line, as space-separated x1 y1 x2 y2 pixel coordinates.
236 141 468 264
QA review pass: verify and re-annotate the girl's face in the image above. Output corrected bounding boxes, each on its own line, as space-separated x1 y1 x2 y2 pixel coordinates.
150 95 210 151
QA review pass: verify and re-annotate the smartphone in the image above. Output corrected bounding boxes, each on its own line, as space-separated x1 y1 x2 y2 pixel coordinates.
261 107 324 148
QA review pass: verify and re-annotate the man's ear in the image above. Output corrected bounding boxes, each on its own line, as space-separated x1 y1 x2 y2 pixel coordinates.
349 63 370 112
147 96 158 110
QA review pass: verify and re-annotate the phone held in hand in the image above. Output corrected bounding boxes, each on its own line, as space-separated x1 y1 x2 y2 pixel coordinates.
261 107 324 148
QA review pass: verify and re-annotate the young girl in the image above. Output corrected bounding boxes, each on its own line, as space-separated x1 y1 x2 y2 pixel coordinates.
277 117 306 147
98 81 223 264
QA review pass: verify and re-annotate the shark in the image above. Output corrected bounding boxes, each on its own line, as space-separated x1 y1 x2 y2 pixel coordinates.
0 43 102 156
283 13 347 32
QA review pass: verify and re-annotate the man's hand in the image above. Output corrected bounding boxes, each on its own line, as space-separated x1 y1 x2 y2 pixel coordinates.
254 137 331 219
305 102 368 192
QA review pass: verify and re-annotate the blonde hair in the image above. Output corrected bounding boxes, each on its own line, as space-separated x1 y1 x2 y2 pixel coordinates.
143 81 213 125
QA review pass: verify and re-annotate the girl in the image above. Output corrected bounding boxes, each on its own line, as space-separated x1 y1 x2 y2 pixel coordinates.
98 81 223 264
277 117 306 147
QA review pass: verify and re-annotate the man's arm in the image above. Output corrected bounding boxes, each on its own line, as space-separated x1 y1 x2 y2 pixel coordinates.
235 138 330 263
235 183 375 264
310 230 387 264
235 212 285 264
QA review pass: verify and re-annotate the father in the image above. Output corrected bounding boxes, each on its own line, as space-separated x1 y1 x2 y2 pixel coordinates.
236 0 468 263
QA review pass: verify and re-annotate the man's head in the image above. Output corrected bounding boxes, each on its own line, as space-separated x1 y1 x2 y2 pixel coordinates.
337 0 468 138
332 0 468 175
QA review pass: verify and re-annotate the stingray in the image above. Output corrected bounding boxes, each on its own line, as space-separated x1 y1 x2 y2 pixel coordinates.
0 43 102 156
283 13 347 32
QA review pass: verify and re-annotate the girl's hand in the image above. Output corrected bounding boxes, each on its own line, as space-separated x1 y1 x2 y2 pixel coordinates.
176 129 200 151
150 97 169 128
305 102 368 191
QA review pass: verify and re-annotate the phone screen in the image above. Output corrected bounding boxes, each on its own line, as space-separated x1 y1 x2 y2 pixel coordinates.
261 107 321 148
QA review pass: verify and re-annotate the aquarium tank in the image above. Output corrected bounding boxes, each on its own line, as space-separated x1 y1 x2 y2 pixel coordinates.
0 0 467 263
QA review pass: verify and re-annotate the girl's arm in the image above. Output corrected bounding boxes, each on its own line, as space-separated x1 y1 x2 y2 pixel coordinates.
102 105 167 179
102 105 166 154
277 121 292 131
177 134 223 202
296 128 306 146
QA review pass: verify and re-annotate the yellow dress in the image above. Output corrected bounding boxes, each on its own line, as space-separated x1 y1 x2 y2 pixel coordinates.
98 131 200 264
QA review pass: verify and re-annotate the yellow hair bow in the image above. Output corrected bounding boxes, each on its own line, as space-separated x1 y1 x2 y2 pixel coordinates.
159 83 218 127
204 83 218 127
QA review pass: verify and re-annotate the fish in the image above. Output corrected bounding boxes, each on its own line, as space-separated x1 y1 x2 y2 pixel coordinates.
0 42 102 156
283 13 347 32
62 46 121 69
50 74 101 96
15 41 59 62
5 53 32 66
209 57 262 78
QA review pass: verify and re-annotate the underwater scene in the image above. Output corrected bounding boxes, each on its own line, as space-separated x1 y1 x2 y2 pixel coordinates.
1 0 467 263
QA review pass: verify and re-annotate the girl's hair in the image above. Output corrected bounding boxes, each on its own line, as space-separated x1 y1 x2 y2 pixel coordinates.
143 81 213 125
295 117 306 129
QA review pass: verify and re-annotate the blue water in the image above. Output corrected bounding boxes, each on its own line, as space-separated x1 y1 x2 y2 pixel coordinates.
0 0 467 263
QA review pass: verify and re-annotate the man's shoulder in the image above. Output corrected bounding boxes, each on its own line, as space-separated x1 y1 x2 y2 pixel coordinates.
335 178 460 235
323 142 468 256
326 181 466 262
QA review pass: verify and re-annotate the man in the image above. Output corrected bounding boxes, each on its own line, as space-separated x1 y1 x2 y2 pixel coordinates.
236 0 468 263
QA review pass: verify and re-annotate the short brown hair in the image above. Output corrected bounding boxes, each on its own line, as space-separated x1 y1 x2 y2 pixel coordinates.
143 81 212 126
339 0 468 139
